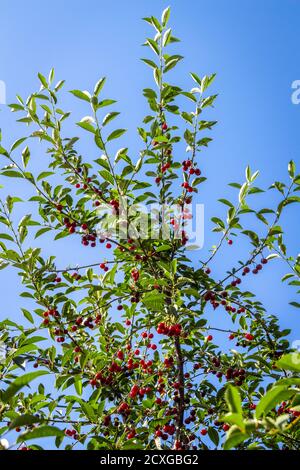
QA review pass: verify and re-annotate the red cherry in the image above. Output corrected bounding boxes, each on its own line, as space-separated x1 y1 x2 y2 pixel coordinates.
245 333 254 341
106 243 112 249
117 350 124 360
228 239 233 245
127 430 136 440
162 122 168 131
200 429 207 436
129 384 139 398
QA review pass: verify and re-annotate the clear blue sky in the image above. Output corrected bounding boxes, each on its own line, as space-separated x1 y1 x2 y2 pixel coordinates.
0 0 300 378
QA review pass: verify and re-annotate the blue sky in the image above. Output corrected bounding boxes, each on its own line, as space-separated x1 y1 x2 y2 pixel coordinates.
0 0 300 399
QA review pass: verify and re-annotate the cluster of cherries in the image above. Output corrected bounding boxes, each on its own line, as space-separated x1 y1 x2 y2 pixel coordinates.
155 423 176 440
204 289 252 323
242 257 268 276
117 402 130 416
65 428 78 440
131 268 140 282
163 356 174 369
182 159 201 176
277 401 300 417
99 262 109 272
180 160 201 194
90 368 117 388
129 384 152 399
74 315 95 330
184 409 197 425
156 322 182 337
224 367 247 386
109 198 120 215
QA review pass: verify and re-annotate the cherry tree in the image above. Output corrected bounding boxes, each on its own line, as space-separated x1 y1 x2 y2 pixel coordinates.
0 7 299 451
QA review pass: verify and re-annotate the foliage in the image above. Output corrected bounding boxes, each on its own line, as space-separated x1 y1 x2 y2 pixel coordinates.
0 7 299 450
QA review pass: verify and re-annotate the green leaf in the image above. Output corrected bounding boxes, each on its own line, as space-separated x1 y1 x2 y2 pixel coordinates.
146 39 160 55
225 384 243 415
255 386 295 418
289 301 300 309
239 182 248 203
288 160 295 179
156 244 172 253
223 425 249 450
70 90 91 102
94 130 104 150
276 353 300 372
22 146 30 167
35 227 52 239
9 414 41 430
269 225 283 236
21 308 34 324
208 427 219 446
74 376 82 396
102 112 120 126
1 371 48 403
99 169 114 185
1 170 23 178
161 6 171 26
190 72 202 86
38 72 48 88
17 425 64 442
142 291 165 312
77 118 95 133
94 77 106 96
11 137 27 152
163 28 171 47
37 171 55 181
107 129 126 141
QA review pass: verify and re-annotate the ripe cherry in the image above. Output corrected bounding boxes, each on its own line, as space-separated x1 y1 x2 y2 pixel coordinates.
245 333 254 341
